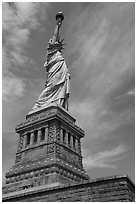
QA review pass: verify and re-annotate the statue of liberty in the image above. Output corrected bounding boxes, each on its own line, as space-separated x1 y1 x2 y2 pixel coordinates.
32 12 70 111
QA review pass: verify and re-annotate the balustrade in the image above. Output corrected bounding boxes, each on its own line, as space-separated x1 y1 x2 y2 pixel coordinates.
60 128 79 152
24 127 80 153
23 126 49 149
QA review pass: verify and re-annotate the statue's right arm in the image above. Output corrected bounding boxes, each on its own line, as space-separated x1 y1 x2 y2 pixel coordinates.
52 23 60 43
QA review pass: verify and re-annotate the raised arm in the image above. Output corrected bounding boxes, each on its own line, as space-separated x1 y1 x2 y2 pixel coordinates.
51 24 60 43
51 12 64 43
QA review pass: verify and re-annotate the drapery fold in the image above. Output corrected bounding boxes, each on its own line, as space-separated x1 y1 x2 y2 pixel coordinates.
32 47 70 110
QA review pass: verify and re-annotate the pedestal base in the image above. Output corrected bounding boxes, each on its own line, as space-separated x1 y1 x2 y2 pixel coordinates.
3 105 89 195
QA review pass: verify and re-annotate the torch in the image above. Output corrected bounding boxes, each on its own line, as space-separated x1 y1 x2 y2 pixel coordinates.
55 12 64 27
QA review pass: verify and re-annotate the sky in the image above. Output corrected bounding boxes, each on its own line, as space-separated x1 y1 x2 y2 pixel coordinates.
2 2 135 185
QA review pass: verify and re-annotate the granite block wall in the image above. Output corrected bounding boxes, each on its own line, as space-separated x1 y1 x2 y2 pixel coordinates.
3 175 135 202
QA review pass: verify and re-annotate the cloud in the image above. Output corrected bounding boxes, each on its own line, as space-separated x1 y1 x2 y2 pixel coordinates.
67 5 134 178
3 2 49 67
3 75 25 101
15 2 49 29
2 2 49 101
67 3 134 96
68 3 134 142
127 89 135 96
83 144 127 169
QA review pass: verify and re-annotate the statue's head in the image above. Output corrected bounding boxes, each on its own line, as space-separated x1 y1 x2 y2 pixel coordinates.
48 40 64 53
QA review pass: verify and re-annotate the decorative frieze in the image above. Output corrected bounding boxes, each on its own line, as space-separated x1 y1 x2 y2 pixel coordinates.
15 153 21 163
56 144 60 154
48 123 56 142
47 143 55 154
17 135 24 152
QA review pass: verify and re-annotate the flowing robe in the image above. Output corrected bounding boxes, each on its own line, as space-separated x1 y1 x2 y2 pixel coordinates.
32 41 70 110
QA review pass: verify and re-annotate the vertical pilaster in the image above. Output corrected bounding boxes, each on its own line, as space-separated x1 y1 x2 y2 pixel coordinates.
65 131 68 145
75 137 79 153
60 128 63 143
77 138 81 155
23 134 27 149
45 126 48 143
70 134 73 148
48 123 56 143
37 129 42 145
62 129 66 144
30 131 34 145
72 135 76 150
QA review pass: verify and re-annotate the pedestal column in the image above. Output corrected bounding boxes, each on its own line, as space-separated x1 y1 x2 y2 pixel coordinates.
23 134 27 149
62 129 66 144
70 134 73 148
72 135 76 150
37 129 42 145
75 137 79 153
60 128 63 143
30 131 34 145
64 131 69 145
45 126 48 143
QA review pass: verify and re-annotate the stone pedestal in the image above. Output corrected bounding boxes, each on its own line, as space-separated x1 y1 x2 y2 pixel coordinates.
3 105 89 195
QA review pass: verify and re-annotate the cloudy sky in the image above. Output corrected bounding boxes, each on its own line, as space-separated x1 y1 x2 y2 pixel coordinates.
2 2 135 185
